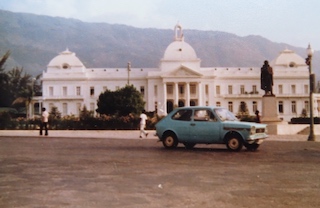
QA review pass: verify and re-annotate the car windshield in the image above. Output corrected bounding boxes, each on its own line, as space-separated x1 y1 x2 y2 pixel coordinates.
214 108 238 121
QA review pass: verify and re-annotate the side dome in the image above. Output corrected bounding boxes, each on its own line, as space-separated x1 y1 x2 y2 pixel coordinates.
47 49 84 69
271 49 306 67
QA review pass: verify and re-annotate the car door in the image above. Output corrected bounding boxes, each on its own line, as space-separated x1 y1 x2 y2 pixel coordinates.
170 109 192 141
189 109 221 143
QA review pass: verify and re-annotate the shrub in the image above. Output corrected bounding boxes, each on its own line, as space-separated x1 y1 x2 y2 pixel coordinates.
290 117 320 124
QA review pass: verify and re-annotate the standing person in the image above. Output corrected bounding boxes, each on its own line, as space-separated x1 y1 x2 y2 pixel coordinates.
40 107 49 136
255 110 261 123
139 110 148 138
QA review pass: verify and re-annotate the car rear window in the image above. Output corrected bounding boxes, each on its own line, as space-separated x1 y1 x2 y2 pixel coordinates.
171 109 192 121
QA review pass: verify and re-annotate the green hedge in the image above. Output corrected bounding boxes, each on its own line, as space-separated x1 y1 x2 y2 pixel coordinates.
290 117 320 124
0 112 162 130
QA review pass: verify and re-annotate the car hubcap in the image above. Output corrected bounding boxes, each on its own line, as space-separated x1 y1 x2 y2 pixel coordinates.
165 137 174 146
229 138 239 149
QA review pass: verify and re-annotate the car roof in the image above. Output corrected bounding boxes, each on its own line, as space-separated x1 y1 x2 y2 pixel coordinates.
174 106 224 110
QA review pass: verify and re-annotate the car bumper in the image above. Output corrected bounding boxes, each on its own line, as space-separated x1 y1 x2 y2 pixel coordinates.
246 133 268 144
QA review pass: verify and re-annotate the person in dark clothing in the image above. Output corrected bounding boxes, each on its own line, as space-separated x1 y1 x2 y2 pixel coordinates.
255 110 261 123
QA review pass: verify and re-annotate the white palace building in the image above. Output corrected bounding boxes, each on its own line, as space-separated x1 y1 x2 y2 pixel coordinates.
34 24 317 122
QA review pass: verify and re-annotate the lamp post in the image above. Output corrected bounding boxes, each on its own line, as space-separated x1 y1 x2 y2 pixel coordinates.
127 62 131 85
306 44 315 141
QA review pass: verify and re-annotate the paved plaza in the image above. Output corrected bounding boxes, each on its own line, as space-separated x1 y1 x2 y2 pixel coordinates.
0 131 319 208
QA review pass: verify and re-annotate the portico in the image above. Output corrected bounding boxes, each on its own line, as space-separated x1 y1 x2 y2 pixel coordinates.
162 81 203 113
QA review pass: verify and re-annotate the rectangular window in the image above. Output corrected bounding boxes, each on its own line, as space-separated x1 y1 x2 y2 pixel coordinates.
167 84 173 94
253 101 257 113
90 86 94 96
62 103 67 115
279 101 284 113
216 102 221 107
49 87 53 96
304 85 308 94
240 85 245 94
278 85 283 94
140 86 145 96
205 85 209 95
228 85 233 95
252 85 257 94
216 85 220 95
77 103 81 116
154 85 158 96
190 84 196 94
291 85 296 94
291 101 296 113
76 86 81 96
304 100 309 113
63 86 67 96
179 85 184 94
228 101 233 112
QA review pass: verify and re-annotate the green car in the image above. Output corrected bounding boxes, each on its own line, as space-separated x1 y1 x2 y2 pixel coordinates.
155 106 268 151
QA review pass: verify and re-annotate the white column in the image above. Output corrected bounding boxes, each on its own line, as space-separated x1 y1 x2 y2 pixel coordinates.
28 102 32 119
163 82 167 115
174 82 179 107
186 82 190 107
198 82 202 106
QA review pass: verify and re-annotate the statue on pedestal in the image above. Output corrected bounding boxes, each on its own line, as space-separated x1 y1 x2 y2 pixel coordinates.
260 60 274 96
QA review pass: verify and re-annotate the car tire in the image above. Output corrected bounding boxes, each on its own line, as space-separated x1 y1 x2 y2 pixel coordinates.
162 133 178 149
226 135 243 151
183 142 196 149
244 143 260 151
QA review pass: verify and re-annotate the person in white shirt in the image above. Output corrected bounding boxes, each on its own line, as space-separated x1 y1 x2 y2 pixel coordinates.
40 107 49 136
139 110 148 138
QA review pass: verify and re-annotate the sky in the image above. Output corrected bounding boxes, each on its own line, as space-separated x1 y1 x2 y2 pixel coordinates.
0 0 319 51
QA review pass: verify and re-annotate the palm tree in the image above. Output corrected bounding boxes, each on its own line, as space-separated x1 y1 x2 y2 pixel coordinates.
9 67 35 118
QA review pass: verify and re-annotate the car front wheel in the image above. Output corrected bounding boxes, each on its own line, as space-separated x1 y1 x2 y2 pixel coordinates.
226 135 243 151
162 133 178 149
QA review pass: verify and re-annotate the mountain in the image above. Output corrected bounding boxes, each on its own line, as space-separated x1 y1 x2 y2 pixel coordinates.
0 9 319 78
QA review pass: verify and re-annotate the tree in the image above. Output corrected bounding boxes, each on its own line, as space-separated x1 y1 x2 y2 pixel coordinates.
237 101 249 118
96 85 145 116
0 51 10 107
9 67 36 118
80 105 94 120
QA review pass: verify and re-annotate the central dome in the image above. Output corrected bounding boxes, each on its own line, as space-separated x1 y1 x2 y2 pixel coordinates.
162 23 198 61
163 41 198 61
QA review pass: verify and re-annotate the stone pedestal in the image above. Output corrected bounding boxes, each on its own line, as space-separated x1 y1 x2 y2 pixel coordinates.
261 95 283 123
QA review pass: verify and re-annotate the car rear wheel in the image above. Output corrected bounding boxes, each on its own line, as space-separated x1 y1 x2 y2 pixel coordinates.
226 135 243 151
162 133 178 149
183 142 196 149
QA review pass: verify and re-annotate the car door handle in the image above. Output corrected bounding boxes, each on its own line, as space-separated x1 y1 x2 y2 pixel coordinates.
190 123 196 126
